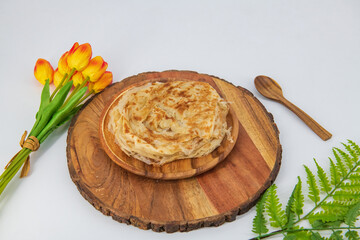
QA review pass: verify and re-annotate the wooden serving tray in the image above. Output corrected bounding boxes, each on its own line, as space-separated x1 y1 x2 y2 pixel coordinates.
66 70 282 233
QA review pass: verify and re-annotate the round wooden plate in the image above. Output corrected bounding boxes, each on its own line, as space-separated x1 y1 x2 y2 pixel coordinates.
66 70 282 233
99 79 239 180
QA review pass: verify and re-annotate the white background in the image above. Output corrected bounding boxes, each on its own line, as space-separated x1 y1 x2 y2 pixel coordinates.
0 0 360 239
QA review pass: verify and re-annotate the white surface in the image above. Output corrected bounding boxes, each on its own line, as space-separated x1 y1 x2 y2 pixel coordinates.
0 0 360 239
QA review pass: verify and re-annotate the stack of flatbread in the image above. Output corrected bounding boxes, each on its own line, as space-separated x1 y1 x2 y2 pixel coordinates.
107 81 230 166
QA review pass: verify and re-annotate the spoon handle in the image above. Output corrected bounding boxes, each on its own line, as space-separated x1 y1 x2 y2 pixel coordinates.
280 98 332 141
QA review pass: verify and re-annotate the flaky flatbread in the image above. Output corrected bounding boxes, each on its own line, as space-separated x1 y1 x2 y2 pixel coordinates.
107 81 231 165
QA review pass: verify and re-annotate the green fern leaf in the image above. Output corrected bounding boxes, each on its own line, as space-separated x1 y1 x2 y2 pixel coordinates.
348 140 360 157
340 182 360 192
332 190 360 203
304 165 320 204
344 202 360 227
285 230 312 239
308 210 344 223
311 232 325 240
336 146 353 169
333 149 347 176
291 176 304 219
329 158 341 186
345 230 359 240
321 201 350 217
314 159 331 193
310 219 342 228
285 182 297 228
329 230 343 240
265 184 287 228
252 192 269 235
348 173 360 184
342 142 358 162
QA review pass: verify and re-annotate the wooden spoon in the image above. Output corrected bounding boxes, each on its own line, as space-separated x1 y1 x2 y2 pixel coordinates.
254 75 332 141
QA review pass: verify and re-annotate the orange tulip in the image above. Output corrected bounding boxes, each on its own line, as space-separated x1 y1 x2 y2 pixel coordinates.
58 52 71 75
72 71 85 87
53 69 65 87
89 71 113 93
81 56 108 82
67 43 92 71
34 58 54 85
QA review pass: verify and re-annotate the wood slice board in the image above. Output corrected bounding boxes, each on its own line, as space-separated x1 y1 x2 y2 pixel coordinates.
66 70 282 233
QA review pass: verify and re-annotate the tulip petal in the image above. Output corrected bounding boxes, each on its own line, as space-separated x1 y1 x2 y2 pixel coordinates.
72 71 85 87
58 51 71 75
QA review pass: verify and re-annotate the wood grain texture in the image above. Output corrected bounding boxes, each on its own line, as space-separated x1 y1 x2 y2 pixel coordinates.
254 75 332 141
66 70 282 232
99 78 239 180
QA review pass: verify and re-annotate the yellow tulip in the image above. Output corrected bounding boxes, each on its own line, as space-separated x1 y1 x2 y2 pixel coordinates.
81 56 108 82
34 58 54 85
72 71 85 87
89 71 113 93
67 43 92 71
53 69 64 87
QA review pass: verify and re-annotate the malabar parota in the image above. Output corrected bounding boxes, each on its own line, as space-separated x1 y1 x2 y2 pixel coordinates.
107 81 231 166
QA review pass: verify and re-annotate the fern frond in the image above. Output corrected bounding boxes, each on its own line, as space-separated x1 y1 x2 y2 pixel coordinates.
336 146 354 169
332 190 360 203
252 192 269 235
291 176 304 219
329 158 341 186
342 142 358 162
345 230 359 240
285 182 298 228
333 149 347 177
265 184 287 228
285 230 312 239
314 159 331 193
330 230 343 240
348 140 360 157
304 165 320 204
310 232 324 240
344 202 360 227
348 173 360 183
340 182 360 192
321 201 350 217
308 210 344 223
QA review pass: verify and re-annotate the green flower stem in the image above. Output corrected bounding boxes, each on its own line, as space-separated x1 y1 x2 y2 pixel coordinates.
77 90 94 105
61 76 89 108
0 148 31 195
50 68 75 100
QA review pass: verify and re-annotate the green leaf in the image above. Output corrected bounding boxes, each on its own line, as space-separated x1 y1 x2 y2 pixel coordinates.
314 159 331 193
329 230 343 240
285 184 297 228
344 202 360 227
252 192 269 235
38 79 51 114
329 158 340 186
332 190 360 203
310 219 342 228
348 140 360 157
333 149 347 177
285 230 312 240
265 184 286 228
304 165 320 205
345 230 359 240
291 177 304 219
336 146 353 169
311 232 324 240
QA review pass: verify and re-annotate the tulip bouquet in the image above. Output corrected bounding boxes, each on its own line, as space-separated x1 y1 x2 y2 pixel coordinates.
0 42 112 197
